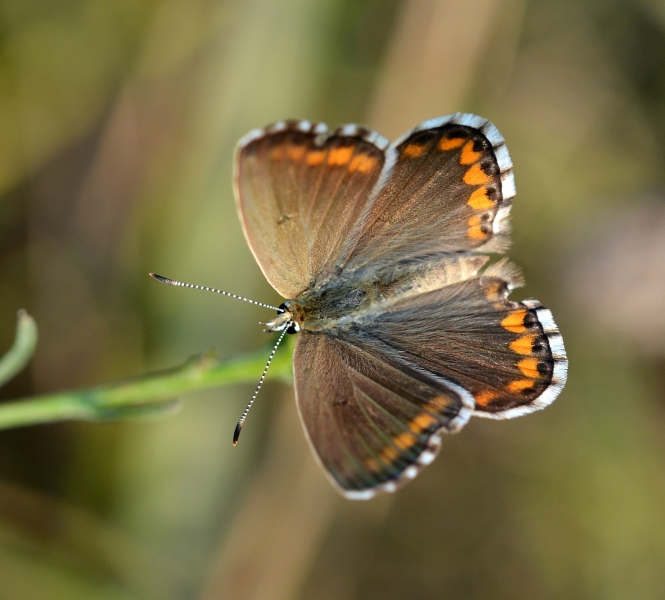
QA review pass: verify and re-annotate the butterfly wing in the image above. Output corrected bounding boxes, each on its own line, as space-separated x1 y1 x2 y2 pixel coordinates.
237 115 566 496
339 114 515 274
327 116 566 416
234 120 391 299
341 259 568 419
293 330 474 499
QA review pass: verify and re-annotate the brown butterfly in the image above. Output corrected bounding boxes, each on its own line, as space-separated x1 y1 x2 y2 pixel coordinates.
154 114 567 500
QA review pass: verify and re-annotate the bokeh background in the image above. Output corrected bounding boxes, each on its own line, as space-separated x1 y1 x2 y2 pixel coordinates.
1 0 665 598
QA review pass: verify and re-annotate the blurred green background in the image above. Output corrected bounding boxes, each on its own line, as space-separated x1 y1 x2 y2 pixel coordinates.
1 0 665 598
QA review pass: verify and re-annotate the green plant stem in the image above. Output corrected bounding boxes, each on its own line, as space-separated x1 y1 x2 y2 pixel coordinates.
0 337 294 431
0 310 38 388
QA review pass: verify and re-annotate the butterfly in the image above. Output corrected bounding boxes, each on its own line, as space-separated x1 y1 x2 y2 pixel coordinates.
155 113 568 500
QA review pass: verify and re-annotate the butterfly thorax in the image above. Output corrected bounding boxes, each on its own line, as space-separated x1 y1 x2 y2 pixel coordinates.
268 255 489 334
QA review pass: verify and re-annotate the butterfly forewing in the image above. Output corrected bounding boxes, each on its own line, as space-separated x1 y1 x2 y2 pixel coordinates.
340 114 514 273
293 332 474 498
234 121 389 298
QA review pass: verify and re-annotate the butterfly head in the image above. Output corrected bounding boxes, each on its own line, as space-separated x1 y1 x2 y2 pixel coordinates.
264 301 302 334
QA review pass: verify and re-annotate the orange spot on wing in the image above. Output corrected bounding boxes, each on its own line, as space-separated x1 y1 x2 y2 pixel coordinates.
287 145 305 161
463 164 491 185
518 358 541 378
328 146 353 166
349 153 378 173
509 334 537 355
439 137 465 151
409 412 438 434
306 150 325 166
270 146 284 160
373 411 442 469
402 144 426 158
359 156 377 173
467 187 495 210
475 390 499 406
380 445 399 464
501 310 528 333
427 395 450 412
393 431 418 451
484 281 504 302
460 140 482 165
507 379 535 392
467 225 488 240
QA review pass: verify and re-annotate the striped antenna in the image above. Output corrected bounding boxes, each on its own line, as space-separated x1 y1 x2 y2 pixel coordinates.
149 273 282 312
233 327 289 446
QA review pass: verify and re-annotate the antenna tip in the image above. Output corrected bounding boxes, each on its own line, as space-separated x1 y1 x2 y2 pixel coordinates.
150 273 171 284
233 422 242 445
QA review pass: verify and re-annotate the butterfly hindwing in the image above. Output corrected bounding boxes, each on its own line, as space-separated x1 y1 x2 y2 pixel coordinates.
293 331 474 498
341 258 568 419
234 121 389 298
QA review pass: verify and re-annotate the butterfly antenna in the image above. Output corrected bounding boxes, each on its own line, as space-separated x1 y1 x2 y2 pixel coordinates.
233 327 289 446
149 273 282 312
